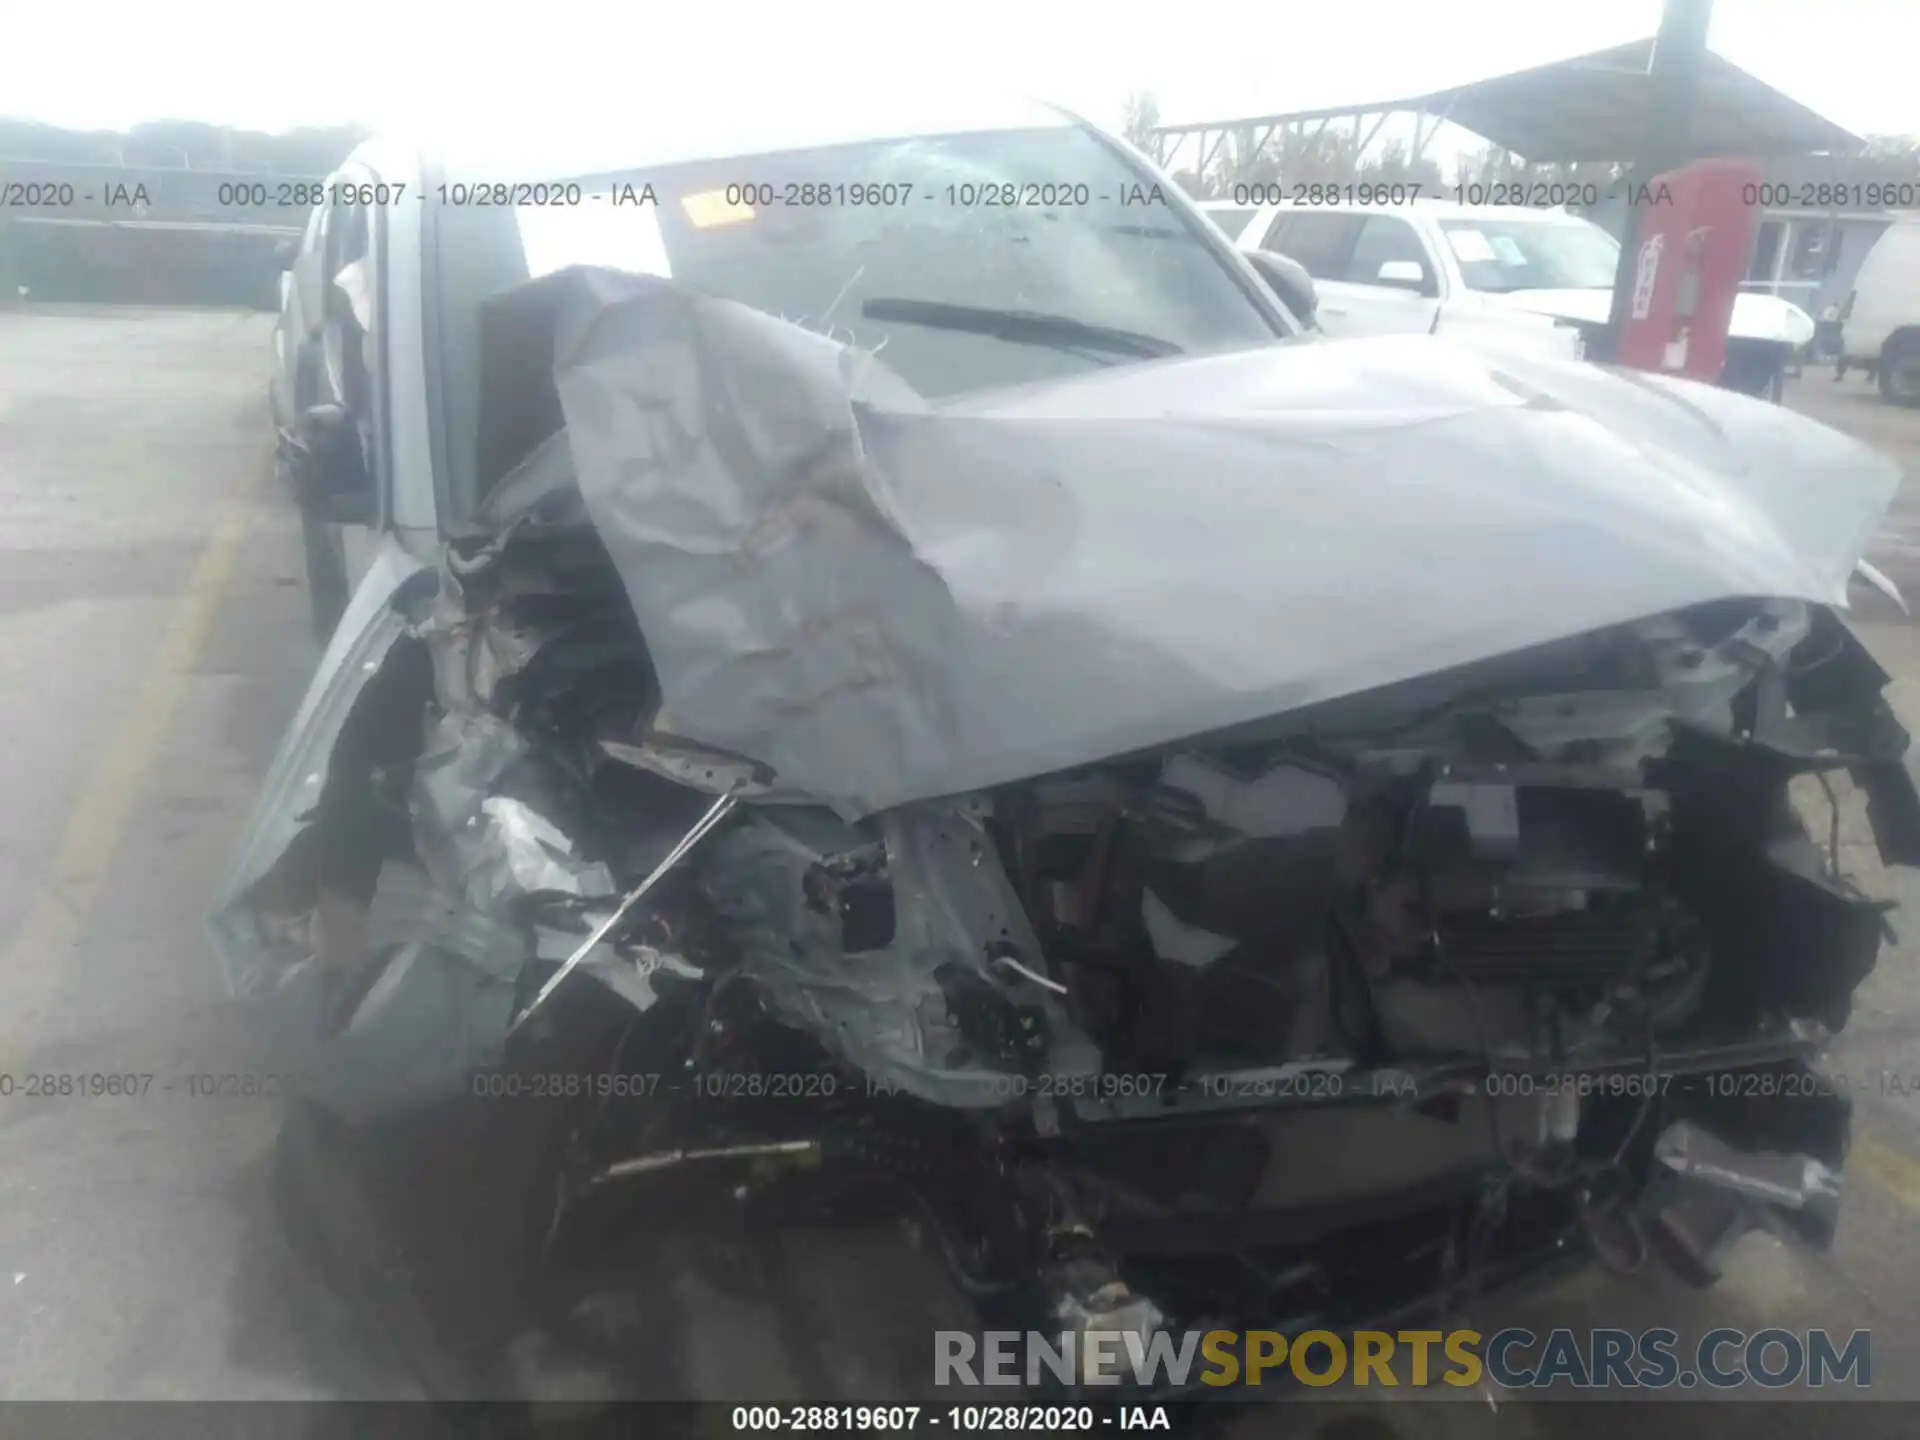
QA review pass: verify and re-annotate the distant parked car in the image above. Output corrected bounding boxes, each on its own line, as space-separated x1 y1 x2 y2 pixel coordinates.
1839 217 1920 407
270 194 370 640
1223 199 1816 393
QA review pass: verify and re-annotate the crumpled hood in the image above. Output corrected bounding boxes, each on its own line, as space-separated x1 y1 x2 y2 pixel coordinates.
533 268 1898 821
1490 287 1818 347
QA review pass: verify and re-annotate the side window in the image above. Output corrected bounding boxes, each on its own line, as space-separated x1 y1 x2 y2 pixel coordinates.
1343 217 1435 293
1264 213 1362 279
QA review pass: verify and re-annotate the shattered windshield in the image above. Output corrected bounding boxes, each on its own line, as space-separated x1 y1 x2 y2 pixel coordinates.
1438 216 1621 293
428 125 1282 514
432 124 1282 514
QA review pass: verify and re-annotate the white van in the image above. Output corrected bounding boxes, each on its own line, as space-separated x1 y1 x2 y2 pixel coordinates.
1840 218 1920 406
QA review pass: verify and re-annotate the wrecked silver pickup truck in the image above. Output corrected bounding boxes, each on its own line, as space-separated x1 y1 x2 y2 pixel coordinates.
215 102 1920 1398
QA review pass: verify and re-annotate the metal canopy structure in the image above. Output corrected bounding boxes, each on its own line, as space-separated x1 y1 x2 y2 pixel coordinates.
1149 36 1862 176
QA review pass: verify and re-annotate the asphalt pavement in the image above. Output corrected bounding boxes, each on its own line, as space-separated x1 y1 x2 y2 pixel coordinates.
3 310 1920 1436
0 307 413 1400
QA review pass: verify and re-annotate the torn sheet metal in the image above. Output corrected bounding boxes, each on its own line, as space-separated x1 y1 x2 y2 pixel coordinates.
529 267 1901 820
481 429 579 528
413 712 525 874
1654 1120 1843 1222
410 710 618 909
208 537 431 997
236 859 522 1125
599 735 792 801
514 789 737 1031
697 800 1090 1108
1158 754 1346 839
483 796 614 897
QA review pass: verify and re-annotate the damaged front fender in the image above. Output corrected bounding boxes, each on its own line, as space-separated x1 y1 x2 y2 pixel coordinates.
209 534 732 1123
207 535 489 1120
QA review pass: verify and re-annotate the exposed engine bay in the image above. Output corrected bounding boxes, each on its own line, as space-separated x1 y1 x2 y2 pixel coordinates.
211 270 1920 1398
214 515 1913 1395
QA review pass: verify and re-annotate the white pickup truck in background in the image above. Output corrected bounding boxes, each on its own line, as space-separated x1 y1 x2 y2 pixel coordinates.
1840 216 1920 407
1211 199 1816 397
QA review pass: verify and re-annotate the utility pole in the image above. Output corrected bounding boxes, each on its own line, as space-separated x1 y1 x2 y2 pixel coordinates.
1599 0 1715 357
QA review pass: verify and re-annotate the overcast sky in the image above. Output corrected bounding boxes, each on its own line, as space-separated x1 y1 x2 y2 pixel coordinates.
9 0 1917 139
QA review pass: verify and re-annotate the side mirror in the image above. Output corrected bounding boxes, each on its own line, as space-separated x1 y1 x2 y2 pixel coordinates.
1245 249 1319 328
1375 260 1430 293
274 235 299 268
290 402 376 525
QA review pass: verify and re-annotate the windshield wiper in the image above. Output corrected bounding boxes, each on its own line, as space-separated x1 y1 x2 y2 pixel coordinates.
860 298 1183 360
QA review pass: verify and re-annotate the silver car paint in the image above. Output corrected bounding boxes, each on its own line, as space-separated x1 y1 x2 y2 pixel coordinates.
542 267 1901 821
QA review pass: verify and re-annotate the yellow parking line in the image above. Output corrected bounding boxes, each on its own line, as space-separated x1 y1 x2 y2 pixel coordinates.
1851 1134 1920 1215
0 453 264 1065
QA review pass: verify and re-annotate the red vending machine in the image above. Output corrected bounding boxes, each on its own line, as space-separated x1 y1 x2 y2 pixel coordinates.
1613 157 1764 384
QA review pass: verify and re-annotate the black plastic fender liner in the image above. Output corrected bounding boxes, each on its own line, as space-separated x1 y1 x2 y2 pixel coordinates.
1779 609 1920 867
1858 751 1920 868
